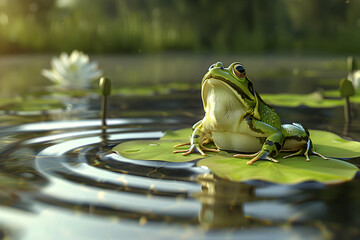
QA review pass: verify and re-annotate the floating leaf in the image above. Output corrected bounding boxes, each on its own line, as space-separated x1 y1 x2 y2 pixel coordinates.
115 139 206 162
197 155 357 184
113 128 359 184
309 130 360 158
323 90 360 104
161 128 192 140
262 89 360 107
111 83 199 97
262 92 344 108
0 98 65 112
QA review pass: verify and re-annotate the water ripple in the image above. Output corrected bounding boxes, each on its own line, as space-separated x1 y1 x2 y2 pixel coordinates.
0 118 355 239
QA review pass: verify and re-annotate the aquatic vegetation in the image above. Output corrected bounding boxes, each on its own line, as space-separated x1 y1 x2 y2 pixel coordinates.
0 53 359 238
2 1 360 54
42 50 102 89
339 78 355 124
99 77 112 129
262 92 345 108
347 56 359 89
348 70 360 89
113 128 359 184
0 97 65 113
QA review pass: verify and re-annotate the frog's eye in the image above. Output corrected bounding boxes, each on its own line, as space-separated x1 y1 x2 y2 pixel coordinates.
233 64 246 78
208 64 216 70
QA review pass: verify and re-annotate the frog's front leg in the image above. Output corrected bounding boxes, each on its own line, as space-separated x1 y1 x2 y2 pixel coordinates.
281 123 328 161
234 117 284 165
173 121 219 156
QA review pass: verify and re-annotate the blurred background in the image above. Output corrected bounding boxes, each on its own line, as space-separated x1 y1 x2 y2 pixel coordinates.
0 0 359 54
0 2 360 239
0 0 359 100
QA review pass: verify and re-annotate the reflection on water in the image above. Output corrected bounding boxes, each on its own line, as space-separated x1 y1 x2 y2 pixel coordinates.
197 173 255 229
0 116 358 239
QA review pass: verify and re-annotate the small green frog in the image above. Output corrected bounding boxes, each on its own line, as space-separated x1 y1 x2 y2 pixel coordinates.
174 62 327 164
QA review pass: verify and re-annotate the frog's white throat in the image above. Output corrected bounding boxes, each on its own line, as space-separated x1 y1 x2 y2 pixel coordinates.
202 78 246 125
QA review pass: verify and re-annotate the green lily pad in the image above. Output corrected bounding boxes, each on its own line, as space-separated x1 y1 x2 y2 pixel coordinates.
0 98 65 112
198 155 356 184
262 90 360 107
309 130 360 158
262 92 345 108
111 83 199 96
324 90 360 103
113 128 359 184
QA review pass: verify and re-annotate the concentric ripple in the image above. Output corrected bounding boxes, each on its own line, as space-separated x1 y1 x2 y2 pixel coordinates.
34 123 204 221
0 118 358 239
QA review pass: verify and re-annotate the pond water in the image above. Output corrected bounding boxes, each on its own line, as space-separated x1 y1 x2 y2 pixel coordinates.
0 54 359 239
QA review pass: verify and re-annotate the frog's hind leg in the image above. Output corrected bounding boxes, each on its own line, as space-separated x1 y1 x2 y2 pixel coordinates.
283 139 328 161
281 123 328 161
233 117 284 165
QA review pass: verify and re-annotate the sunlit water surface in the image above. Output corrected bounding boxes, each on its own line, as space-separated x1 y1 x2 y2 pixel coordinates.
0 55 359 240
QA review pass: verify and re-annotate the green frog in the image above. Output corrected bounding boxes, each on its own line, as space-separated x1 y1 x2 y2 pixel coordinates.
173 62 327 165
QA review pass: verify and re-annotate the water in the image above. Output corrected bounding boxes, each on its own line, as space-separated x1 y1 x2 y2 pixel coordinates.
0 117 359 239
0 54 359 239
0 53 349 98
0 107 359 239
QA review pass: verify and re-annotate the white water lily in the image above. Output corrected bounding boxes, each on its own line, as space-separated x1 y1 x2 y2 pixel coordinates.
348 69 360 89
42 50 103 89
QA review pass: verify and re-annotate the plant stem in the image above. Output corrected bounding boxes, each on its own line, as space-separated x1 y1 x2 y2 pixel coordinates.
344 96 351 125
102 94 108 130
99 77 111 131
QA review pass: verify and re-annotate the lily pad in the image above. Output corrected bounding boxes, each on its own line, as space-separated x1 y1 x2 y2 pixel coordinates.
262 92 344 108
198 155 356 184
309 130 360 158
324 90 360 103
113 128 359 184
0 98 65 112
111 83 199 96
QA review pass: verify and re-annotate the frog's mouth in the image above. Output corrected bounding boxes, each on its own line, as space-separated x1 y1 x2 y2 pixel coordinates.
202 77 253 110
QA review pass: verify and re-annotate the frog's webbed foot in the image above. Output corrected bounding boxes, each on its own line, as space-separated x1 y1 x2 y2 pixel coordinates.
173 143 219 156
234 150 279 165
173 143 206 156
282 140 328 161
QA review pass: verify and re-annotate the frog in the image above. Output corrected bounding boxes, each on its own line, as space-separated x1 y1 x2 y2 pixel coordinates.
173 62 327 165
